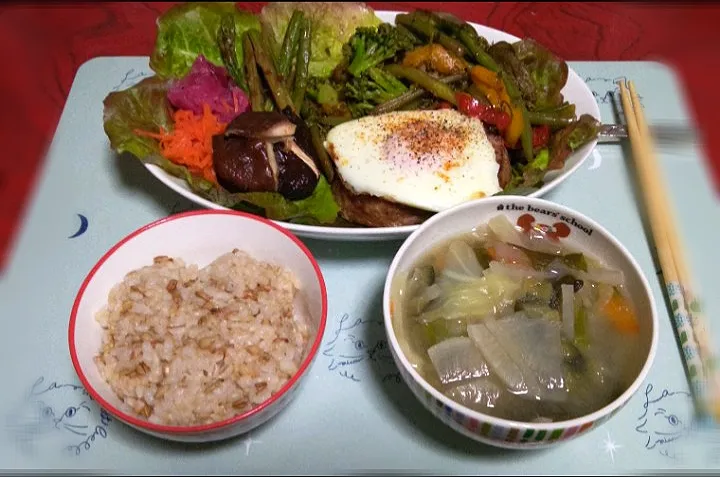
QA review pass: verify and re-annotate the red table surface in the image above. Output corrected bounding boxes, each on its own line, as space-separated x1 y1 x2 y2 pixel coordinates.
1 2 719 272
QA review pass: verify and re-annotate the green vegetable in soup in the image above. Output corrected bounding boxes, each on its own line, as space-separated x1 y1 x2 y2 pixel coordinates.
561 338 586 374
424 319 468 346
574 303 589 348
521 279 555 301
475 247 492 269
419 268 522 323
520 247 588 272
522 305 561 322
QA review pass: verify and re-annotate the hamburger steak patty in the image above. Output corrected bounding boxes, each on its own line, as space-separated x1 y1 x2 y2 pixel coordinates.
329 129 512 228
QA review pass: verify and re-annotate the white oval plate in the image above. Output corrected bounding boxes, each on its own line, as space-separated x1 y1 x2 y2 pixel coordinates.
144 10 601 242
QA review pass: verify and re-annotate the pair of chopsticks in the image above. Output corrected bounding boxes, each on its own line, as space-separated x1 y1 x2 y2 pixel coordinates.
618 80 720 425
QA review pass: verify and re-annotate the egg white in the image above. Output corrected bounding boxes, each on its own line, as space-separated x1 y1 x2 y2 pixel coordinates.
324 109 501 212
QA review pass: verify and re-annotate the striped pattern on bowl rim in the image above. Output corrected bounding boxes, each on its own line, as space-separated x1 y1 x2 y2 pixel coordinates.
394 354 624 446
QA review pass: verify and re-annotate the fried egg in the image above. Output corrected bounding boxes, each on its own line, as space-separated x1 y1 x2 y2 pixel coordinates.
324 109 501 212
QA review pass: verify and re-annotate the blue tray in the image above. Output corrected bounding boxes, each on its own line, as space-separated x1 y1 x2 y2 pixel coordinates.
1 58 719 474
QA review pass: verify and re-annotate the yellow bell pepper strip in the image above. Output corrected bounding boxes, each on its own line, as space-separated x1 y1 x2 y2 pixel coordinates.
468 81 503 109
469 65 524 148
402 44 468 76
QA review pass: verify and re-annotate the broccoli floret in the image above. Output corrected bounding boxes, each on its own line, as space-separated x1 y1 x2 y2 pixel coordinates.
345 23 416 77
305 76 354 118
306 77 343 105
345 66 408 117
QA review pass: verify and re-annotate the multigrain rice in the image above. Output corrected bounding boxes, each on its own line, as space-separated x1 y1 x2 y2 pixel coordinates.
94 249 310 427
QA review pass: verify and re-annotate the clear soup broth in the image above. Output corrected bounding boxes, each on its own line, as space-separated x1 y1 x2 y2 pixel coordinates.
393 214 645 423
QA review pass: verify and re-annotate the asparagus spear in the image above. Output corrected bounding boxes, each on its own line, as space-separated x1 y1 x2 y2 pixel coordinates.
263 97 275 112
292 18 312 111
396 23 423 45
217 15 247 91
527 111 575 129
242 31 265 112
437 33 467 59
395 13 436 40
496 69 533 161
384 64 459 105
278 10 304 79
260 21 281 72
371 87 427 115
249 29 297 114
397 11 479 66
519 104 534 161
451 25 498 72
406 10 497 72
309 123 335 182
371 73 466 114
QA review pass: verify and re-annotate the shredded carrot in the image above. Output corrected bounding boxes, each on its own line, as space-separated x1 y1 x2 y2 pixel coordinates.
602 291 640 334
135 104 227 184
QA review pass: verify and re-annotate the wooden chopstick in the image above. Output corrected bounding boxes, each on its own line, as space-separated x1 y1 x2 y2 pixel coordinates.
618 79 720 424
626 82 720 423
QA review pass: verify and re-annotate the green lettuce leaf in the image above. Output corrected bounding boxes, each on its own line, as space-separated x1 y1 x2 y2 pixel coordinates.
227 175 340 225
260 2 382 78
103 76 173 159
149 2 260 80
102 76 340 225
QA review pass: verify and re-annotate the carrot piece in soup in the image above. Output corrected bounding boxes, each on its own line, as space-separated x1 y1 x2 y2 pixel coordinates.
602 291 640 334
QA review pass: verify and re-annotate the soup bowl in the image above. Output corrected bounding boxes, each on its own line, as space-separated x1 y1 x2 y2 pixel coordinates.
382 196 658 449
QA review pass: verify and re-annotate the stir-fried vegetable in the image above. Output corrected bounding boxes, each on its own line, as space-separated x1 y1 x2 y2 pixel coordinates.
469 66 525 147
345 67 409 117
384 64 459 105
345 23 416 77
103 2 601 228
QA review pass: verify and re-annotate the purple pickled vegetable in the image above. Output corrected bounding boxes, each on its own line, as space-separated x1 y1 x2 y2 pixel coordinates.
166 55 249 123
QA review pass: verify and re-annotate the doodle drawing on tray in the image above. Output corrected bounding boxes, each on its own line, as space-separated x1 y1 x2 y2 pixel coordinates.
635 383 693 459
322 313 399 383
111 68 149 92
584 76 644 107
5 376 112 457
